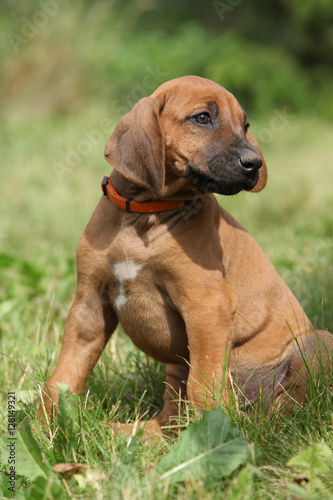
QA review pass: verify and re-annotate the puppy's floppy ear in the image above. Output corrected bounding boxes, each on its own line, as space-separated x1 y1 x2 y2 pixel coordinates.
104 97 165 198
246 131 267 193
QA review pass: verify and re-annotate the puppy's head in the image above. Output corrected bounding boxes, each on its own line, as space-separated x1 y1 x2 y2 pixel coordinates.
104 76 267 198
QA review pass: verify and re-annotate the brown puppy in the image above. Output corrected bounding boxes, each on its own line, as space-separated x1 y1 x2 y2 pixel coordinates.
41 76 333 433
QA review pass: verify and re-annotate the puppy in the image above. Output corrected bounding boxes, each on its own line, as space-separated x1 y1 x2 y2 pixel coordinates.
41 76 333 433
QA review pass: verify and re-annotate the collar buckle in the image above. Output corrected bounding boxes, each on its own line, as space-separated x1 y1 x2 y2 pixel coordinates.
125 198 133 212
101 176 108 196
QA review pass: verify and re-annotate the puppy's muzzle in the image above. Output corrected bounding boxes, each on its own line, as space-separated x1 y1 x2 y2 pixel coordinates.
239 152 262 190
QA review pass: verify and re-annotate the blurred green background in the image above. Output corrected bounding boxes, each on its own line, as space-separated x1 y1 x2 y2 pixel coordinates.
1 0 333 341
1 5 333 496
2 0 333 119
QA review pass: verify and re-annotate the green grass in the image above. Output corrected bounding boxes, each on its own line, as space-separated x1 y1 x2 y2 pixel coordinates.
1 114 333 498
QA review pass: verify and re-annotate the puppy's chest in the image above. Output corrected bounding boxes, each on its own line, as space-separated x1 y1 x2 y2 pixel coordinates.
105 228 168 314
106 258 158 311
110 260 146 309
105 258 187 361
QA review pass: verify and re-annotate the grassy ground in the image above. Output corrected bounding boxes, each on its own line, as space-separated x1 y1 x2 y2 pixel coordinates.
0 112 333 499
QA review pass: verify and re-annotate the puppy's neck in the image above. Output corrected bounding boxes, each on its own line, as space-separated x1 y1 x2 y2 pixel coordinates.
109 171 154 202
107 170 213 235
109 170 209 203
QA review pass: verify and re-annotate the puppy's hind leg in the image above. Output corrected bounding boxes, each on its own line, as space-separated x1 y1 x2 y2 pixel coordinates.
276 329 333 410
109 363 188 438
155 363 188 430
232 329 333 413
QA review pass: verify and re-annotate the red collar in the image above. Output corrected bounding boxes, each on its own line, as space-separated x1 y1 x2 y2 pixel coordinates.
101 176 186 213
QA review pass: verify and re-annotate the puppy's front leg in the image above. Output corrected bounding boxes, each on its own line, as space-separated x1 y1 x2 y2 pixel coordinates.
183 281 237 410
39 291 118 419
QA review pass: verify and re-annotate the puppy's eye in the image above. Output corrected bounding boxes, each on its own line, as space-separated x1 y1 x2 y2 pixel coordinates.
244 121 250 133
193 112 211 125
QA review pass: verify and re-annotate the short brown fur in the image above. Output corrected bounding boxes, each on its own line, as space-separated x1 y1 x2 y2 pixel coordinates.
40 76 333 434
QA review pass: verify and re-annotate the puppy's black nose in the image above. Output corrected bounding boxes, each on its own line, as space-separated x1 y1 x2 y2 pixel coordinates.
240 154 262 173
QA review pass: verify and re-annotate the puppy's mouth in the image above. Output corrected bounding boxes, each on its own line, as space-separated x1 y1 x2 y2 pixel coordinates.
186 165 258 196
243 176 259 191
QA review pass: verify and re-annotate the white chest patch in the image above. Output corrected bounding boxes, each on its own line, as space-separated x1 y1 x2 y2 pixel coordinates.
113 261 144 309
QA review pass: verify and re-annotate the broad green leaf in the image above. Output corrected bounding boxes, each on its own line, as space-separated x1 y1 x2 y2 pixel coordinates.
158 407 259 483
0 473 22 499
288 483 323 500
0 421 51 481
23 476 66 500
287 443 333 495
227 464 259 499
16 389 37 405
287 443 332 474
